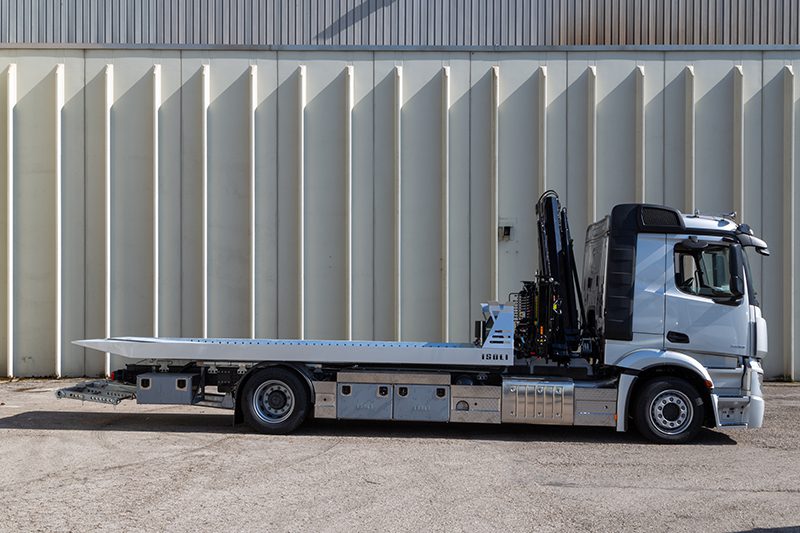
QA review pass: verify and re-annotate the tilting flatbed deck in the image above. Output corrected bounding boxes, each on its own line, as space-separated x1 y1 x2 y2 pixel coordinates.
74 336 512 367
73 302 516 367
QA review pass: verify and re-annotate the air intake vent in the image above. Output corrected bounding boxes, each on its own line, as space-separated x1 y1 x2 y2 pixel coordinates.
641 207 681 227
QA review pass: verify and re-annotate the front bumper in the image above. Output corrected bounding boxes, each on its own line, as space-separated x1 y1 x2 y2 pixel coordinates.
712 359 765 429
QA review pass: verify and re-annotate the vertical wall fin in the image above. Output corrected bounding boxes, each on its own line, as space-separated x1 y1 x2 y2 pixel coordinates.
345 64 354 340
201 64 209 337
152 64 161 338
6 64 15 377
634 65 646 203
490 65 499 301
298 64 306 340
441 65 450 342
394 65 402 341
587 65 597 223
55 63 64 377
538 66 547 196
104 64 113 376
733 65 745 220
784 64 795 381
684 65 696 213
249 64 257 339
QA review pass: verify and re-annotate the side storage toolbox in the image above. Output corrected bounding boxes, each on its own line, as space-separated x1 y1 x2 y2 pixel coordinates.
336 383 393 420
394 385 450 421
136 373 199 405
334 372 452 421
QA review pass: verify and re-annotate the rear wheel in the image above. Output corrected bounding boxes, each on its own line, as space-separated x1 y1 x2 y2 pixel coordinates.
241 368 309 434
634 377 705 444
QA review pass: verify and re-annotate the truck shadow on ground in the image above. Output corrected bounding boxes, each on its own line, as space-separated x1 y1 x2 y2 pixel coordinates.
0 410 738 445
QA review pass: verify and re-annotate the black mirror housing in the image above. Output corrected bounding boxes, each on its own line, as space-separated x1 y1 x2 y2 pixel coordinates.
729 244 746 299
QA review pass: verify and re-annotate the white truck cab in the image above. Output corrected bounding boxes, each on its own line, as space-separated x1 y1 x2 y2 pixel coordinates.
59 193 769 444
585 203 768 438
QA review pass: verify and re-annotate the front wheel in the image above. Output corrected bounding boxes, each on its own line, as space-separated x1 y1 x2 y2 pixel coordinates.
634 377 705 444
240 368 310 434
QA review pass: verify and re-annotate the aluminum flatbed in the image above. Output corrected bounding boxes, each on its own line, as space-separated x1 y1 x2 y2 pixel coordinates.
74 336 513 367
73 303 516 368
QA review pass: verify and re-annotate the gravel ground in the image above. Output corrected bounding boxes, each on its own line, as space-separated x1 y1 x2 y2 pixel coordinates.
0 379 798 533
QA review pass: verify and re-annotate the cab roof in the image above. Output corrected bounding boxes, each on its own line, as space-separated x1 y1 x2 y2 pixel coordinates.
681 214 739 234
605 203 769 255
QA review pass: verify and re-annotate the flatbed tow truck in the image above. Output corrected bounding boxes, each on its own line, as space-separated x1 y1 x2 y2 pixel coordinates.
58 191 770 443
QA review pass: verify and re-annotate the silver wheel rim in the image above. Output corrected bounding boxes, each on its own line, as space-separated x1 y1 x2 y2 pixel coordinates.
252 380 295 424
649 389 693 436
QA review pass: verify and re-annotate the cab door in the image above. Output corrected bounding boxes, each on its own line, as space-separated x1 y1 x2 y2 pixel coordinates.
664 236 750 359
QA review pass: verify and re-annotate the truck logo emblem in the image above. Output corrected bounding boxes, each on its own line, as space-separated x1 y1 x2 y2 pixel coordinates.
481 353 508 360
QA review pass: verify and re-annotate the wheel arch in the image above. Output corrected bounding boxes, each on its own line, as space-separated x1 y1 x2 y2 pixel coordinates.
615 350 717 431
233 363 315 425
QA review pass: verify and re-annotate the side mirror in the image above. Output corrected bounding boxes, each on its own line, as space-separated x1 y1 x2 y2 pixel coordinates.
729 245 745 299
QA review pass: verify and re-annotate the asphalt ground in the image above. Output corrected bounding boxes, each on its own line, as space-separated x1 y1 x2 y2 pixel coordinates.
0 379 798 532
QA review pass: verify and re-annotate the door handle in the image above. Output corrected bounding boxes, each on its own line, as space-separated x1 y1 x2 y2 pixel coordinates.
667 331 690 344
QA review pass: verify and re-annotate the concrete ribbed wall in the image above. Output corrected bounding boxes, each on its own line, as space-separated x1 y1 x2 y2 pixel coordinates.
0 49 798 379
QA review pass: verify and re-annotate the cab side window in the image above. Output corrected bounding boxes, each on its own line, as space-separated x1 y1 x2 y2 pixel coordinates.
675 245 734 298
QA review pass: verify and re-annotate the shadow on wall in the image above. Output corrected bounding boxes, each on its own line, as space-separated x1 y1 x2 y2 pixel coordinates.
314 0 399 43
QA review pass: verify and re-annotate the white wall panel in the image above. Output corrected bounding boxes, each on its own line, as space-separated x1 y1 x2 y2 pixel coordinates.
275 57 304 339
345 54 375 341
0 52 85 377
641 59 666 204
252 53 280 339
443 55 472 342
396 55 447 342
693 57 737 214
178 54 208 338
14 56 58 376
56 55 85 377
762 55 799 380
304 56 346 340
371 56 397 342
206 55 254 338
565 55 592 263
468 59 496 327
594 55 642 217
155 56 183 340
1 49 798 379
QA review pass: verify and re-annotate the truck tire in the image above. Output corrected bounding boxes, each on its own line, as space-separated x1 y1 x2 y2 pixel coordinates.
634 377 705 444
241 367 310 435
